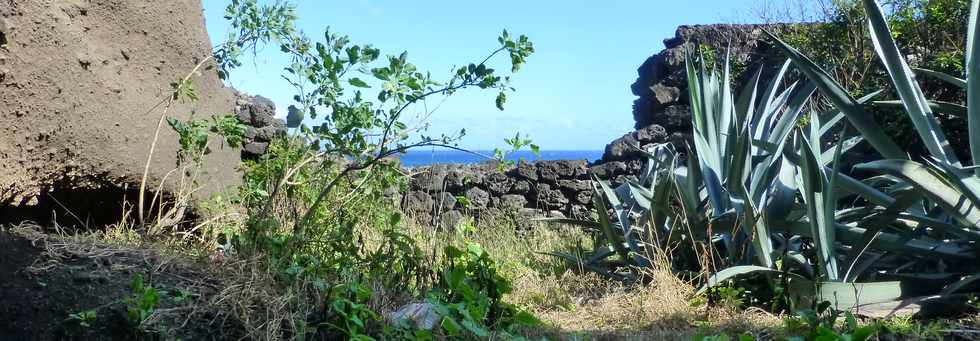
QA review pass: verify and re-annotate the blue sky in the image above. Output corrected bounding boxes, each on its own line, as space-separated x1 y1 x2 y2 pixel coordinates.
201 0 778 150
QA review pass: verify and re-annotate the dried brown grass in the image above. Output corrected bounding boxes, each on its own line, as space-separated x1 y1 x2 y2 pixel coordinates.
401 213 782 340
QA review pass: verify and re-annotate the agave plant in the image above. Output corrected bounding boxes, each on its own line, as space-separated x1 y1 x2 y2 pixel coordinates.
761 0 980 300
545 0 980 311
541 47 814 284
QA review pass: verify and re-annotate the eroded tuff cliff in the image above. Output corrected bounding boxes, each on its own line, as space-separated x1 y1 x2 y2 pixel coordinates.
0 0 249 223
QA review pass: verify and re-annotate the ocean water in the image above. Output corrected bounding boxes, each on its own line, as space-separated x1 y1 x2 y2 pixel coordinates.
398 149 603 167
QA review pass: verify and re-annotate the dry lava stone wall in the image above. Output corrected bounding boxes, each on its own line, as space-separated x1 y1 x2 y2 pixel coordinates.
234 93 286 160
401 158 660 227
402 24 798 227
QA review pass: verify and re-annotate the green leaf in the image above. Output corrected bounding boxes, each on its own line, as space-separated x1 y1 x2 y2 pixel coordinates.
913 67 966 88
348 77 370 88
871 100 967 118
816 281 903 310
854 159 980 229
699 265 785 294
286 105 304 128
495 92 507 111
862 0 959 165
969 0 980 175
798 132 840 281
763 30 905 160
440 317 462 335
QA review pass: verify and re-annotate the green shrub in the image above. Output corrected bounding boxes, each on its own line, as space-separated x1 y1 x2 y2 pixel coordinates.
199 0 544 338
428 244 541 340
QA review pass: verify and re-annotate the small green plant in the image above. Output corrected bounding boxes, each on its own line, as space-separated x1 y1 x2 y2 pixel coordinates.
67 309 98 329
124 273 160 331
781 301 879 341
493 132 540 170
170 288 195 305
324 282 378 341
456 195 472 211
428 243 541 339
166 114 247 165
877 315 947 340
708 282 746 311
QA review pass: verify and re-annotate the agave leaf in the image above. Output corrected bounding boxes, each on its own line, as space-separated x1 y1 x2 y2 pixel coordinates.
754 136 897 207
766 157 798 221
842 190 920 282
970 0 980 176
600 179 651 268
854 159 980 229
823 281 903 309
842 253 886 283
781 220 975 260
627 180 654 211
941 274 980 295
699 265 785 294
759 60 793 121
764 30 905 159
768 82 816 145
719 46 734 150
782 251 815 278
862 0 959 165
591 180 632 264
928 159 980 213
798 132 841 280
913 67 967 89
737 181 774 268
892 213 980 241
872 100 968 118
673 165 704 227
736 67 764 124
820 136 864 163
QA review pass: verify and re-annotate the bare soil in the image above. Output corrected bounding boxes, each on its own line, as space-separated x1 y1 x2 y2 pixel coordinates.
0 227 239 340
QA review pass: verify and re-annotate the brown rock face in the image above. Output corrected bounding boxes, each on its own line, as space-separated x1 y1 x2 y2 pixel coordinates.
0 0 241 222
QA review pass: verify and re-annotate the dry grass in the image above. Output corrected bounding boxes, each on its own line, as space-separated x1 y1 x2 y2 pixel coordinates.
526 271 780 340
400 212 782 340
15 208 980 340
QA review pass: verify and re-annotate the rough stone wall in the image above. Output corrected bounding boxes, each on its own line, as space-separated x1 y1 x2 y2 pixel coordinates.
400 153 676 227
234 93 286 160
628 24 791 144
402 160 593 226
594 24 795 172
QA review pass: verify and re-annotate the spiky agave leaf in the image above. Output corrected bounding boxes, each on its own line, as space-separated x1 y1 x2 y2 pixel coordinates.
861 0 960 166
968 0 980 176
796 130 841 281
854 159 980 229
763 30 906 160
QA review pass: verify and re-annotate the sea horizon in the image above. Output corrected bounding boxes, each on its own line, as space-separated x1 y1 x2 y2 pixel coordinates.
398 149 603 167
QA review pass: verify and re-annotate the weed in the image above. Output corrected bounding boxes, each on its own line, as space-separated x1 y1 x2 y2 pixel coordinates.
170 288 195 305
66 309 98 329
323 282 379 340
781 302 879 341
428 243 541 339
124 273 160 333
